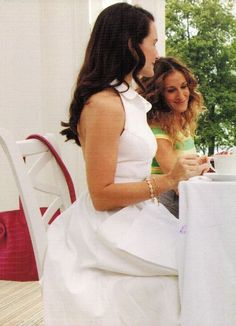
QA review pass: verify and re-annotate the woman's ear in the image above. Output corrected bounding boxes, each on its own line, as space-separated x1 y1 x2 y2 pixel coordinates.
128 39 138 61
128 39 132 51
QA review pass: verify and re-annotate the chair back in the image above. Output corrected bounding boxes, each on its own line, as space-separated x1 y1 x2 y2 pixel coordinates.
0 128 76 279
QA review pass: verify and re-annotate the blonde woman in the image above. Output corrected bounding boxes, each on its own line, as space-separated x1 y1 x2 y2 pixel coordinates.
141 57 205 218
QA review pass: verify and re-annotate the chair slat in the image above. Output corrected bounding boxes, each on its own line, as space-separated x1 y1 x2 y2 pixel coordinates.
27 151 51 178
17 139 48 156
33 182 61 196
42 197 63 228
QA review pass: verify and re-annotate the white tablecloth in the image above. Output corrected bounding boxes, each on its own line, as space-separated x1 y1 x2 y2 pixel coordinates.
178 178 236 326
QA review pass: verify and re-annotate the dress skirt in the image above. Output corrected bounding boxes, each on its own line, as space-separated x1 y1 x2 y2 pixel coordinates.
43 192 180 326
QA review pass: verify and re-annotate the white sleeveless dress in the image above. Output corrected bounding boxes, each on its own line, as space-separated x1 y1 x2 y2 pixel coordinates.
43 84 180 326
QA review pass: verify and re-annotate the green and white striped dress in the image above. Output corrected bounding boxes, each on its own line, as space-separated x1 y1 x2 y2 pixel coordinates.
151 126 197 175
151 126 197 219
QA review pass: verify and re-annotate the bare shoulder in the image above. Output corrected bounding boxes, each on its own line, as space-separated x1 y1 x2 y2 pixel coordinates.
79 88 124 138
86 88 123 116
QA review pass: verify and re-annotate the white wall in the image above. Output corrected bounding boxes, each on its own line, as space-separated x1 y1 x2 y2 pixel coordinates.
0 0 90 210
133 0 165 56
0 0 165 211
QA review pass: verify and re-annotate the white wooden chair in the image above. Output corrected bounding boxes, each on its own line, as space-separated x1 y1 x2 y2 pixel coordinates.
0 128 76 280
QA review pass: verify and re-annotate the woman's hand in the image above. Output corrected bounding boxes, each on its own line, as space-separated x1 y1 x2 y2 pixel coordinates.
167 154 210 188
197 155 210 174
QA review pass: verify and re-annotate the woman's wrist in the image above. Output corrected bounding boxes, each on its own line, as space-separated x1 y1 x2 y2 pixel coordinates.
145 177 159 204
165 173 178 191
151 174 177 194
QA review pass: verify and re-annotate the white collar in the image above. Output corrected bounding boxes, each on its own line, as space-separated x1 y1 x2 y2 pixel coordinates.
111 80 152 112
112 81 138 100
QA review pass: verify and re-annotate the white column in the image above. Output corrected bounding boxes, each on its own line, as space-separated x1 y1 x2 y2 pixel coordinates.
39 0 90 195
0 0 91 210
0 1 43 138
0 1 42 210
89 0 103 25
132 0 165 56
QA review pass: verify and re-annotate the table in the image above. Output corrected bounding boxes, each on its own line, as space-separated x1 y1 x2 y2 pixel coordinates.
178 178 236 326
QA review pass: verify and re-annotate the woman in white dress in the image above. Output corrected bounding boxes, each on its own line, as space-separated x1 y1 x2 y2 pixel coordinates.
43 3 209 326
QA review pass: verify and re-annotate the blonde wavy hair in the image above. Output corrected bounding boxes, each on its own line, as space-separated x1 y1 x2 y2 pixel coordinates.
140 57 205 145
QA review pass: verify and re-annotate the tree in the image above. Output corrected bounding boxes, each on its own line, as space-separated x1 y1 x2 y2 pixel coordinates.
165 0 236 155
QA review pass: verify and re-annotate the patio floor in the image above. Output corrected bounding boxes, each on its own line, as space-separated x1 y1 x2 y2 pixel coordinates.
0 281 43 326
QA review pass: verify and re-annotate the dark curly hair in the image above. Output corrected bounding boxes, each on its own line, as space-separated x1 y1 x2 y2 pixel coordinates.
61 3 154 146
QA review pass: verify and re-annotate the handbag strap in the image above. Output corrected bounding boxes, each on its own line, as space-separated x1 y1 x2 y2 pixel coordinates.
26 134 76 203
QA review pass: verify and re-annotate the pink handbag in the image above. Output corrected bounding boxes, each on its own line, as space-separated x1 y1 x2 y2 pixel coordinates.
0 134 76 281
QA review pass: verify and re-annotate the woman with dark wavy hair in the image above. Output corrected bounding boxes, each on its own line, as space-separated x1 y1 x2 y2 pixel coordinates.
43 4 209 326
140 57 205 218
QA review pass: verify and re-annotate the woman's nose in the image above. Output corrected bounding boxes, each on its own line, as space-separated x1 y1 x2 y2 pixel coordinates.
177 89 185 100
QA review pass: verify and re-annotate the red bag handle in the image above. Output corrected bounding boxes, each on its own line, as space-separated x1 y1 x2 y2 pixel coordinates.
26 134 76 203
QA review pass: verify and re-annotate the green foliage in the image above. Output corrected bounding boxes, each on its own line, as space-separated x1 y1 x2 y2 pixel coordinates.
166 0 236 155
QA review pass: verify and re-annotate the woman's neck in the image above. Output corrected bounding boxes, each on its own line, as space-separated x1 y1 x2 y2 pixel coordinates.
174 113 183 125
124 74 132 85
